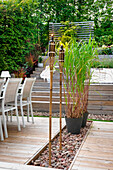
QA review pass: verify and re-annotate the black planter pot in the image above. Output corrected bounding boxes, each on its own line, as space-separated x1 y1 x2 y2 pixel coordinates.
26 72 31 77
65 117 83 134
33 65 35 71
82 112 89 128
26 67 33 76
30 69 33 74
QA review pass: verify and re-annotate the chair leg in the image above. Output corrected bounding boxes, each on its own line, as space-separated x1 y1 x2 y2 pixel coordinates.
20 100 25 128
27 98 29 122
10 110 13 122
2 113 8 138
0 118 4 141
30 101 34 124
15 108 21 131
2 102 8 138
6 111 8 122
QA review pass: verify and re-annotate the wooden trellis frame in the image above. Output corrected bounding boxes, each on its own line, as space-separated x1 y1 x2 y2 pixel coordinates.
49 21 94 41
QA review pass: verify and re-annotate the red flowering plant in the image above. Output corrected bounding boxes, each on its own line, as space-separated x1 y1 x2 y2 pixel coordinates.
26 53 38 66
25 53 35 68
14 68 26 82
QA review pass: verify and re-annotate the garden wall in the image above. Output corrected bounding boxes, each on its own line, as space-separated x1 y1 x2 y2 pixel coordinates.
98 55 113 60
87 84 113 115
32 82 113 115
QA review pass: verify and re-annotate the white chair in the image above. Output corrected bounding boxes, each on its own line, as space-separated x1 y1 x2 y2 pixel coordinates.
14 78 36 128
40 65 56 82
0 78 22 138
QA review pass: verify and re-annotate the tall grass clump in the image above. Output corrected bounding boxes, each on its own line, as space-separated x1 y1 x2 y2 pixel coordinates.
63 37 98 118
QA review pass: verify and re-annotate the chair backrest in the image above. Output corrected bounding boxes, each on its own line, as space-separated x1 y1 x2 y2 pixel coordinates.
4 78 22 104
0 79 5 96
22 78 36 99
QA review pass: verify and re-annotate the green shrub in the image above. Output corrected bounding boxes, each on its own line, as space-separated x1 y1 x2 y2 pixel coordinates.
38 56 43 63
0 0 42 73
92 59 113 68
58 21 79 44
98 46 113 55
98 35 113 46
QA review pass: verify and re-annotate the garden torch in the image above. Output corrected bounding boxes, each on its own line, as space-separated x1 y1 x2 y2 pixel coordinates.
49 34 55 166
59 45 64 150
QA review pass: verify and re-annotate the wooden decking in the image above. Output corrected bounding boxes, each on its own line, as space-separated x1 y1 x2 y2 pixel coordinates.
0 116 65 164
71 121 113 170
1 118 113 170
0 162 58 170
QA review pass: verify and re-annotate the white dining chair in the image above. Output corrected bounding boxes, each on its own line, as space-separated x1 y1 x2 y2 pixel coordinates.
0 78 22 138
17 78 36 127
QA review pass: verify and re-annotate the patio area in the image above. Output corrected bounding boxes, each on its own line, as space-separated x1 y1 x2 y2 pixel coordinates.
0 117 113 169
0 117 65 164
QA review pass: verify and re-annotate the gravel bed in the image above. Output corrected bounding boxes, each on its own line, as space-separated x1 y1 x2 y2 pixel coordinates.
33 112 113 121
31 121 92 169
88 114 113 120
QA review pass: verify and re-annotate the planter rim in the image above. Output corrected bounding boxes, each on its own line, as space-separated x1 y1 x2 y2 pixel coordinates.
65 115 83 119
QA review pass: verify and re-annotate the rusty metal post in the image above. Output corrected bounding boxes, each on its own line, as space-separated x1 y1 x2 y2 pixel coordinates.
49 34 55 166
59 45 64 150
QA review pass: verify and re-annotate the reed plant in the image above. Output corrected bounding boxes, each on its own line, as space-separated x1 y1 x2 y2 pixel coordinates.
63 37 98 118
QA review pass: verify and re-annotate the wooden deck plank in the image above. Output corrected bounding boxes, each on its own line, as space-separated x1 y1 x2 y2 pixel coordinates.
0 117 65 165
75 157 113 168
71 121 113 170
0 161 58 170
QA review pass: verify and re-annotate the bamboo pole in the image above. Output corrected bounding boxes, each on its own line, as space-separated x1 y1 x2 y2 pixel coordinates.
49 35 55 166
59 45 64 150
59 71 62 150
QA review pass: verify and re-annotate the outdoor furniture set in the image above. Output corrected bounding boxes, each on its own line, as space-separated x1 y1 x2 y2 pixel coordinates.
0 77 36 141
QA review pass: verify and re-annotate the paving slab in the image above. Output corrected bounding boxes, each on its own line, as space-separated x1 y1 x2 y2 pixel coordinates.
91 68 113 84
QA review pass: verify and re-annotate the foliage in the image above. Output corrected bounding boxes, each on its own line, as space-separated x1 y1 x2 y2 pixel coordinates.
92 0 113 45
63 37 98 118
92 58 113 68
14 68 26 78
44 0 112 45
98 45 113 55
97 35 113 47
0 0 42 72
39 0 77 23
38 56 43 63
25 53 35 68
58 21 79 44
0 0 113 73
0 56 7 73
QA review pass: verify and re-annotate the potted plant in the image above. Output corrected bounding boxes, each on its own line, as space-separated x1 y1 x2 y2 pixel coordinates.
25 53 34 74
38 56 43 67
62 37 97 134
